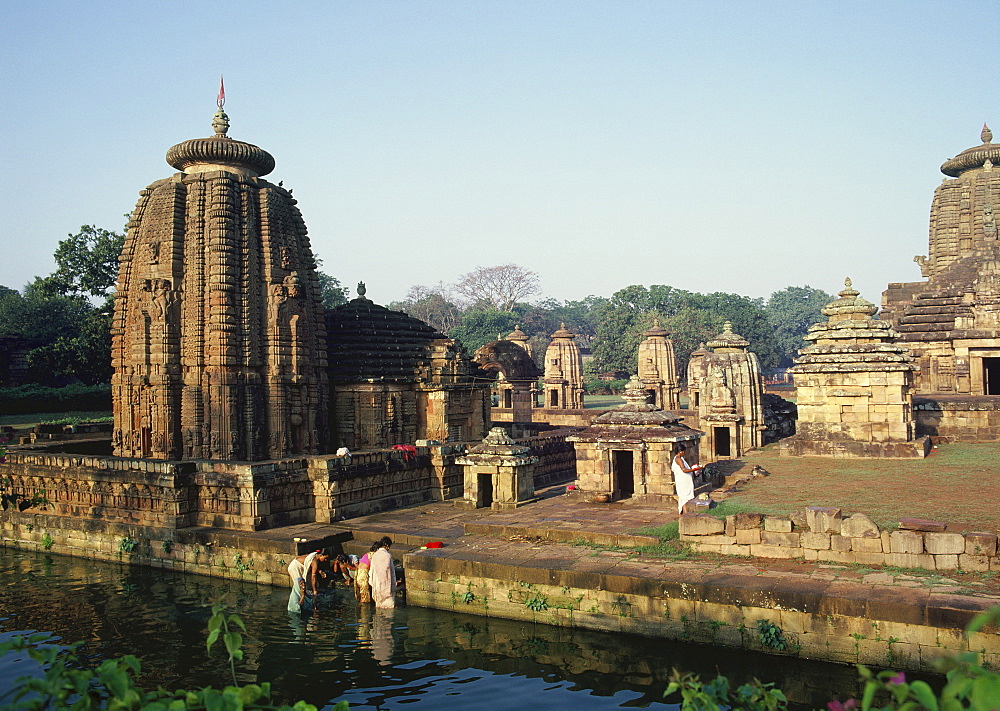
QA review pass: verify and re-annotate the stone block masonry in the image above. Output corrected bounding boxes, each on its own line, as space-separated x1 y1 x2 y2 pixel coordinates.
403 540 1000 673
0 510 350 589
680 510 1000 573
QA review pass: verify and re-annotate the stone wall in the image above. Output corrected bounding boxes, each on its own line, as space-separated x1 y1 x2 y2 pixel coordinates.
679 508 1000 572
489 407 594 428
403 545 1000 672
0 447 459 532
0 510 342 589
914 395 1000 442
516 429 579 487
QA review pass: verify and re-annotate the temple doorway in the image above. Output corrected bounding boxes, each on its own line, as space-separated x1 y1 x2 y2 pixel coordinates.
612 449 635 498
985 358 1000 395
478 472 494 508
713 427 732 458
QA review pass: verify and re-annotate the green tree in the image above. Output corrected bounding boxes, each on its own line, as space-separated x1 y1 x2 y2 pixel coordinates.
2 279 110 385
591 285 781 378
448 308 520 353
45 225 124 301
316 270 349 309
764 285 834 366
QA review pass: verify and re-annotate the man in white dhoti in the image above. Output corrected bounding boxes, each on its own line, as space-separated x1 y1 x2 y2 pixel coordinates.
369 536 397 609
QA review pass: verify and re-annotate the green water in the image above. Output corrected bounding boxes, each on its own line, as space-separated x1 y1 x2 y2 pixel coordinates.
0 548 866 709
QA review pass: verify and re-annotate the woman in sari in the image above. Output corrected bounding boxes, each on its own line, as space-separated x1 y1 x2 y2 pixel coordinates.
355 542 378 604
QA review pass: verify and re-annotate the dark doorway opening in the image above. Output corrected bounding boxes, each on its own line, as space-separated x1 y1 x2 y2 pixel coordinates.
478 472 493 508
985 358 1000 395
613 450 635 498
503 390 512 408
549 390 559 407
713 427 732 458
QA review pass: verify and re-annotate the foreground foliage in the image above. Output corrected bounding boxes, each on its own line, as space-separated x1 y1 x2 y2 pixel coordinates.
0 604 345 710
664 607 1000 710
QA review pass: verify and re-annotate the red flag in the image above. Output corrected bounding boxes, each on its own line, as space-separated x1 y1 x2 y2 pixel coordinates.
217 76 225 108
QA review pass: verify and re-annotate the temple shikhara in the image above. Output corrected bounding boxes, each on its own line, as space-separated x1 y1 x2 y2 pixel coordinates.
882 124 1000 441
111 101 328 461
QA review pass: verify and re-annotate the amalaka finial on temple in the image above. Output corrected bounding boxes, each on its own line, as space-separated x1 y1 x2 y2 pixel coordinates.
983 123 994 144
357 281 367 298
723 320 733 334
211 75 230 138
839 277 860 298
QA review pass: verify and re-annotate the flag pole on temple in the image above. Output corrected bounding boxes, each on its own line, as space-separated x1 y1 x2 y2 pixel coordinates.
217 75 226 109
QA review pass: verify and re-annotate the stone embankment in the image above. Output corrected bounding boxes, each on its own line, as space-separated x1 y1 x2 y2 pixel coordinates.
3 493 998 674
680 507 1000 572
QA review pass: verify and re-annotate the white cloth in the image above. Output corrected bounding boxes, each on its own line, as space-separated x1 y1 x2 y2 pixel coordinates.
370 548 396 609
286 552 318 613
671 455 695 515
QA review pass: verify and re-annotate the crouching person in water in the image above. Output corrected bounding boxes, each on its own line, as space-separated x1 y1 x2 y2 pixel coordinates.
355 543 377 604
369 536 397 609
287 549 330 614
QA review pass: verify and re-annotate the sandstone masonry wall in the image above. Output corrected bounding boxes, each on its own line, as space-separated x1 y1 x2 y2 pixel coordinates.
679 508 1000 572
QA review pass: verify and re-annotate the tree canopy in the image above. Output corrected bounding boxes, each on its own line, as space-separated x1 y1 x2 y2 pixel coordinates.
455 264 540 311
590 285 782 377
43 225 124 301
764 285 834 366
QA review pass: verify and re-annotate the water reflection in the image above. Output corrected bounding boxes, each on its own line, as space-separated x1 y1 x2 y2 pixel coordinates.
0 549 865 709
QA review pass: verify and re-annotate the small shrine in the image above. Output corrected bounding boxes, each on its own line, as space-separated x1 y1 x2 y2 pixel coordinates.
455 427 538 509
686 321 765 458
473 339 542 421
782 279 929 458
637 321 680 410
542 323 584 409
567 376 703 504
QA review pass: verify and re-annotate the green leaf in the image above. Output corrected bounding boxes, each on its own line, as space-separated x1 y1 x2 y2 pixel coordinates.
208 613 223 632
206 628 220 652
204 690 225 711
970 675 1000 710
223 631 243 658
228 614 246 632
861 680 877 711
909 681 939 711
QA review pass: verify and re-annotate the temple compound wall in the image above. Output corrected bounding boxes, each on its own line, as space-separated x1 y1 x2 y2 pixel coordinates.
0 445 467 532
881 124 1000 439
686 322 765 459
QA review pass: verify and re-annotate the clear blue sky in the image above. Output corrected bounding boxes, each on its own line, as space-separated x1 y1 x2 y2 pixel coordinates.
2 1 996 308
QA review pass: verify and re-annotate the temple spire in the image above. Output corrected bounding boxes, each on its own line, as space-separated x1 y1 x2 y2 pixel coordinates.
983 123 993 144
212 75 230 138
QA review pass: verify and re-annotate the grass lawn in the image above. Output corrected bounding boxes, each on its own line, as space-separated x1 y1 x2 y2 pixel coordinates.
0 411 113 428
717 442 1000 532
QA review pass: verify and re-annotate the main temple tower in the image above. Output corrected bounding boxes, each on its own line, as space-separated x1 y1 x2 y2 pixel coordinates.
111 100 328 460
882 124 1000 395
